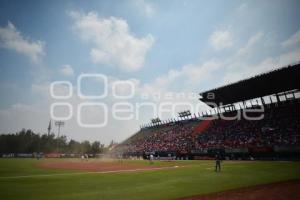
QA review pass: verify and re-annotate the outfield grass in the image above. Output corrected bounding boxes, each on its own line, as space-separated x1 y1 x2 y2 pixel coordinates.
0 159 300 200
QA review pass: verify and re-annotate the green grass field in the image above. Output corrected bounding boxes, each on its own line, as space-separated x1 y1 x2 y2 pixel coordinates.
0 159 300 200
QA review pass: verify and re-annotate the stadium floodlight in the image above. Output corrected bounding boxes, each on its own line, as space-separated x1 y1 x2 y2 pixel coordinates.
55 121 65 153
151 117 161 124
55 121 65 138
178 110 192 118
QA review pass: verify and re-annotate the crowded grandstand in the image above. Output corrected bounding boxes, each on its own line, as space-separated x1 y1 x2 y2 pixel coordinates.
113 63 300 160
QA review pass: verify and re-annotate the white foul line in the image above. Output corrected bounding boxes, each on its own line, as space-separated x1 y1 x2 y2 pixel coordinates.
0 166 182 179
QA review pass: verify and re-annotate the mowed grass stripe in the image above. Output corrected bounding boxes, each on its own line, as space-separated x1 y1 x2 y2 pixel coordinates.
0 166 182 179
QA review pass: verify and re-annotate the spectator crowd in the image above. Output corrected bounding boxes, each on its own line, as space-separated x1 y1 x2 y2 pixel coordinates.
117 103 300 155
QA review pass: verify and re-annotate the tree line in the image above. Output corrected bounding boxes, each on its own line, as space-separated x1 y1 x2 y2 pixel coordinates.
0 129 109 154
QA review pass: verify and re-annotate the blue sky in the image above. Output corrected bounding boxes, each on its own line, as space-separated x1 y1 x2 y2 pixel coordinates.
0 0 300 144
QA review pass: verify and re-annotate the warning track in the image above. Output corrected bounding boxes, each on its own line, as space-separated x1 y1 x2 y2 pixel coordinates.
180 180 300 200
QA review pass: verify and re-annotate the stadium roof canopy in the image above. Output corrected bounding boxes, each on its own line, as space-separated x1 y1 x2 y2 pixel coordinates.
199 63 300 106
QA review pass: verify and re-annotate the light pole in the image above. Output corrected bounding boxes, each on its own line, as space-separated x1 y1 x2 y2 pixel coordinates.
55 121 65 152
47 120 52 136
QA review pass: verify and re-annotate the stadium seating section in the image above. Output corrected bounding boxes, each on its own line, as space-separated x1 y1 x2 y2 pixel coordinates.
115 101 300 159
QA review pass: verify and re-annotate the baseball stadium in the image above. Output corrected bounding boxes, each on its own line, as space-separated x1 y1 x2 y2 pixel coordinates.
1 1 300 200
1 63 300 200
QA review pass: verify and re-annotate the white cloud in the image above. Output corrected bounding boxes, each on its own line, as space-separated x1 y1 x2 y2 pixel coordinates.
135 0 155 17
220 32 300 85
0 101 52 136
236 32 264 57
2 22 300 145
145 31 300 95
210 30 233 50
181 60 221 84
60 64 74 76
68 11 154 71
221 49 300 85
237 3 248 12
281 30 300 48
139 60 221 95
4 39 298 143
0 81 129 143
0 21 45 63
141 69 181 94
